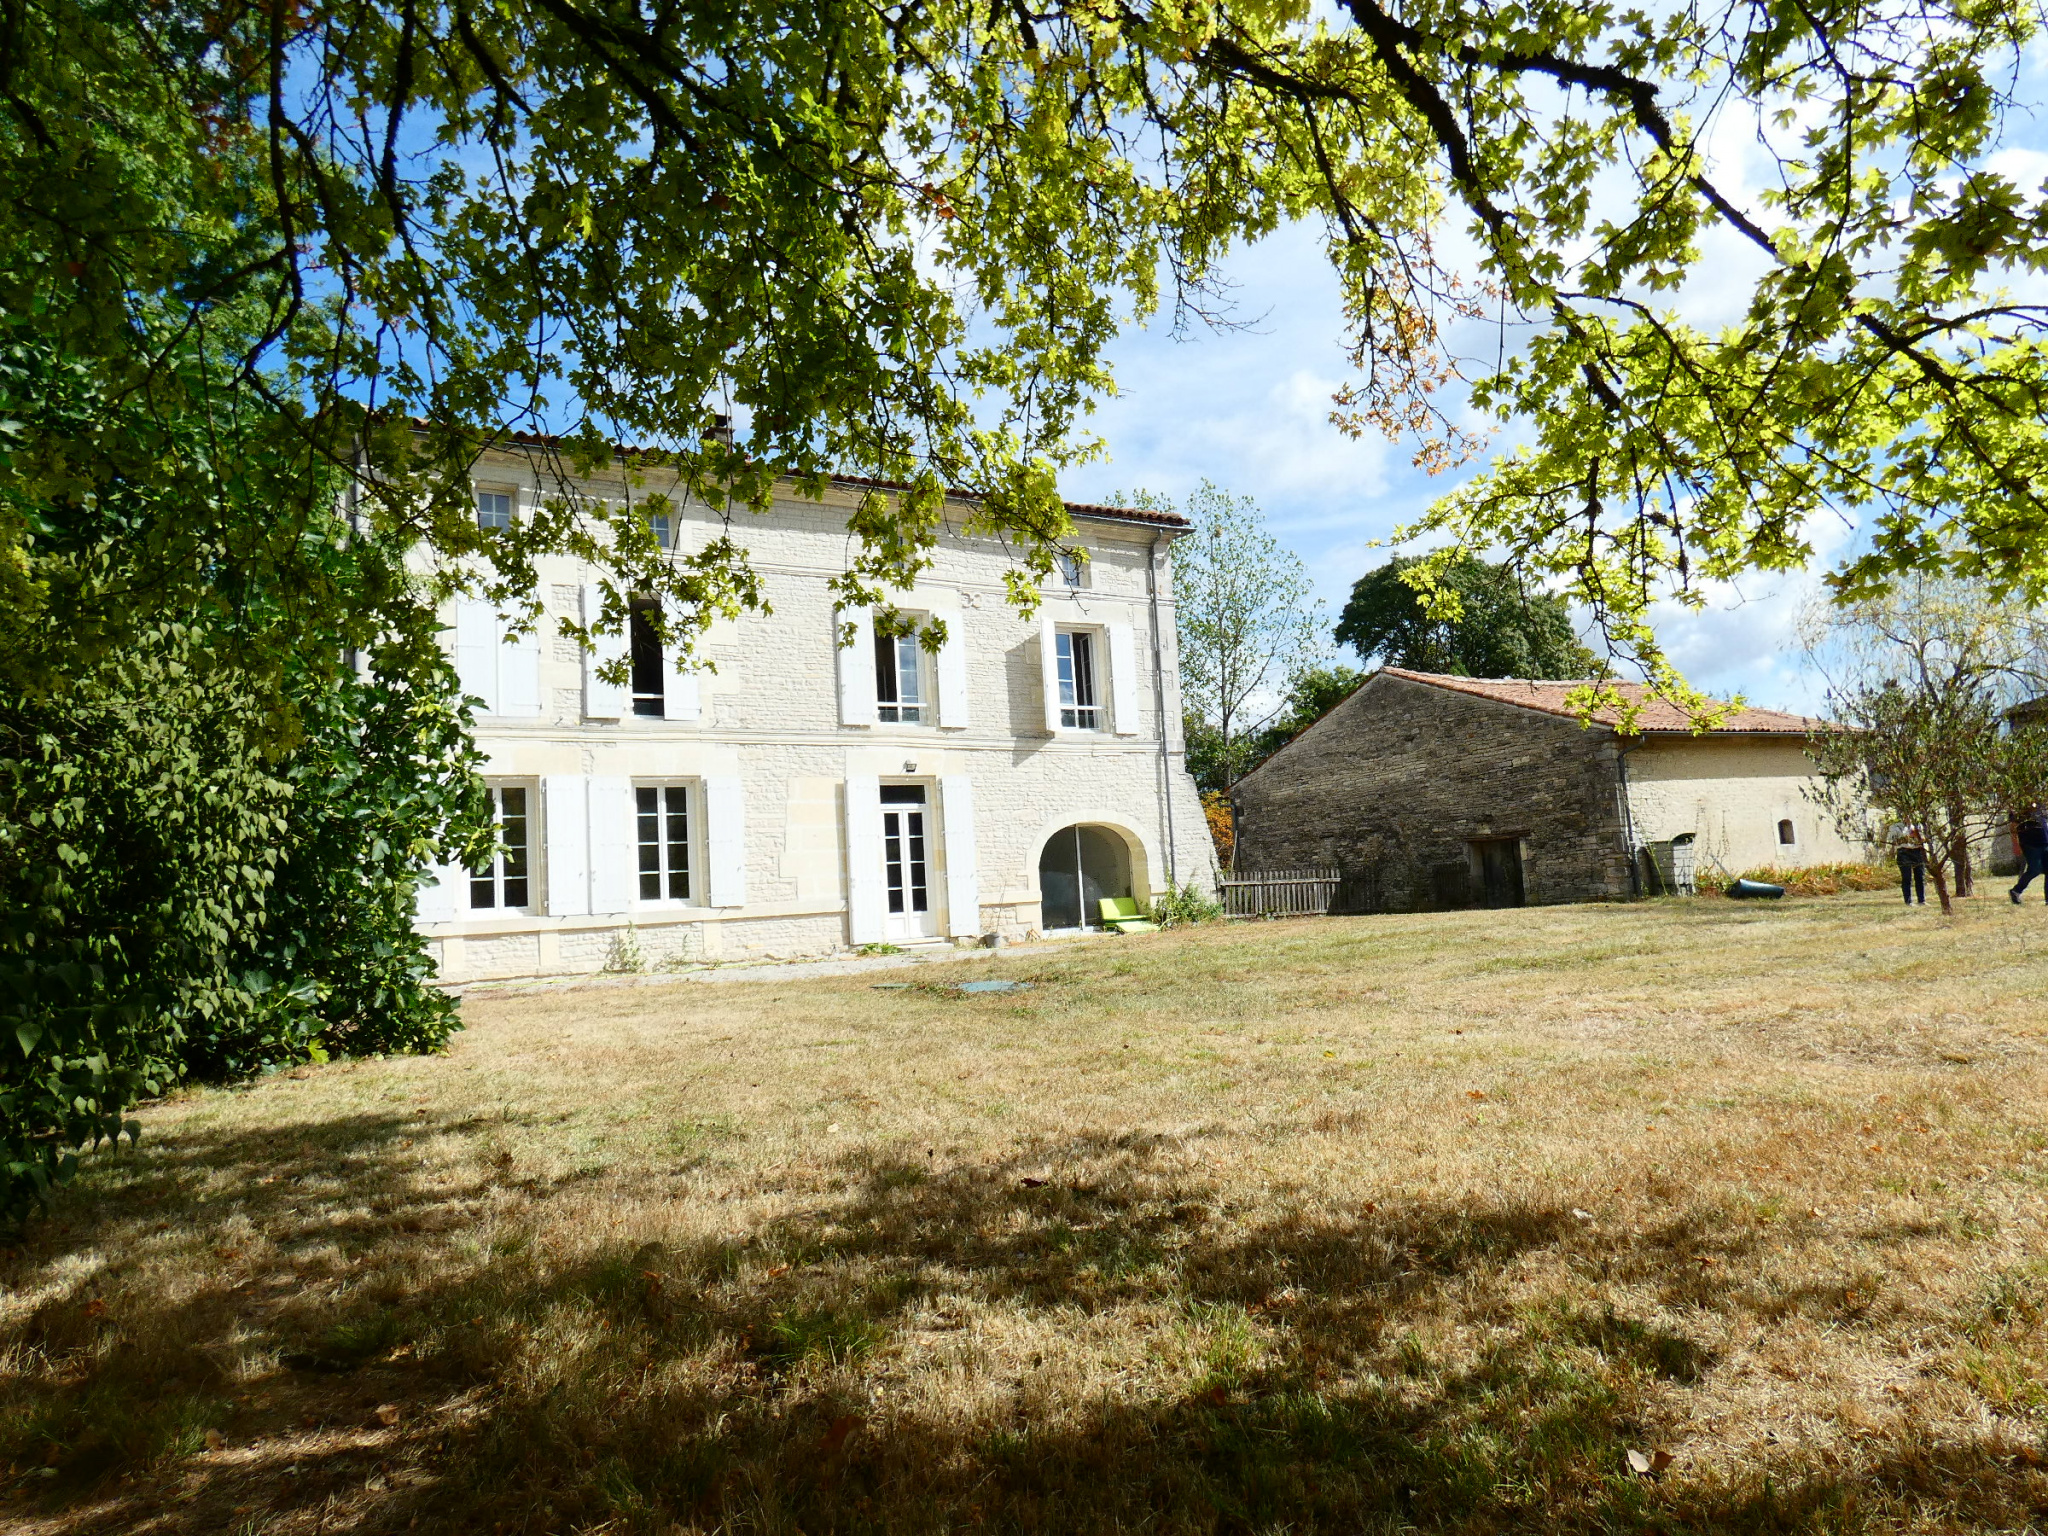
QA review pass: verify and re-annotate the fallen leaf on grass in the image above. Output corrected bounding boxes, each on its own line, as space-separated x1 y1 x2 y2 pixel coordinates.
203 1429 225 1452
1571 1208 1595 1221
821 1414 862 1454
1626 1448 1673 1476
1467 1090 1487 1101
1019 1178 1048 1189
374 1404 401 1427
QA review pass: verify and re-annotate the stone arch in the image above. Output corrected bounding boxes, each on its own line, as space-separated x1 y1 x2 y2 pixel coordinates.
1029 815 1156 930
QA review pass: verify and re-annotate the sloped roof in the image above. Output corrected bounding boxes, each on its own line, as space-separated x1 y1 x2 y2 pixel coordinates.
485 428 1187 530
1380 668 1826 735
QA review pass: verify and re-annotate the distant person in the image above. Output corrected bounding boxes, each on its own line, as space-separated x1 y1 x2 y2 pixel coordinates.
2011 805 2048 904
1896 824 1928 906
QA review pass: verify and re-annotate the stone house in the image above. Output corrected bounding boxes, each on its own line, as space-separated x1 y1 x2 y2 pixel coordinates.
417 446 1211 980
1229 668 1865 909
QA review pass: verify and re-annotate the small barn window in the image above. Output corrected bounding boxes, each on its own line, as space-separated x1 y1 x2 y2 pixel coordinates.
1777 818 1796 846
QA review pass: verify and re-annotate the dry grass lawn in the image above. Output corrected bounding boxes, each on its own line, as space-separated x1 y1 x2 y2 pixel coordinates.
6 892 2048 1534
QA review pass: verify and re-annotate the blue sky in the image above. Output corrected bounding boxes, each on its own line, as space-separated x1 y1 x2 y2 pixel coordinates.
1058 214 1840 716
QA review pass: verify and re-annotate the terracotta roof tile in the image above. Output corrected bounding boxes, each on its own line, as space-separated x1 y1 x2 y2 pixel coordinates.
1380 668 1827 735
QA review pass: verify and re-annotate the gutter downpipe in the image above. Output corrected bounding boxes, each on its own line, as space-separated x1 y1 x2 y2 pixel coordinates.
1148 531 1177 888
1615 731 1645 897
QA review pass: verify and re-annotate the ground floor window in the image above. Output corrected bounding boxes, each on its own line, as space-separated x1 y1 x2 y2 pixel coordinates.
472 784 532 910
637 783 693 901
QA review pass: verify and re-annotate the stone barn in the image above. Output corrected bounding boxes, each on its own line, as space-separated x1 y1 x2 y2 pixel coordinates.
1229 668 1866 910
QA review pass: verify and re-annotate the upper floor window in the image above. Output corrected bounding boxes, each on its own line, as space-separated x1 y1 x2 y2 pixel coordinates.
476 491 513 532
629 598 665 717
647 509 672 549
1055 551 1085 588
636 783 693 901
1777 818 1796 846
1056 629 1100 730
471 784 531 910
875 626 927 724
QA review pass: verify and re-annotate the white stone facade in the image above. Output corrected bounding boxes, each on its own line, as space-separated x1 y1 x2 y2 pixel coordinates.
417 454 1213 980
1623 735 1873 874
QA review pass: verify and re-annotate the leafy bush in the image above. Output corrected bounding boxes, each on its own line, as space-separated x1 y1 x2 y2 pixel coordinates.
0 314 486 1221
1152 879 1225 928
1695 861 1894 898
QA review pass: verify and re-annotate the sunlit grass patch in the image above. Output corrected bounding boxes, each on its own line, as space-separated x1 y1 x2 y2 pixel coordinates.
4 892 2048 1532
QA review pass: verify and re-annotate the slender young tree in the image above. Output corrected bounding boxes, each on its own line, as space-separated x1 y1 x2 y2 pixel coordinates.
1803 582 2048 914
1144 484 1326 789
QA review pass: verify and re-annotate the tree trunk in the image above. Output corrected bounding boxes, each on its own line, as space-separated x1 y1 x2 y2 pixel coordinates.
1930 857 1954 915
1947 810 1973 897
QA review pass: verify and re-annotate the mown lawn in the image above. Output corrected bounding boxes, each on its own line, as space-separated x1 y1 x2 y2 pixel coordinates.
6 892 2048 1534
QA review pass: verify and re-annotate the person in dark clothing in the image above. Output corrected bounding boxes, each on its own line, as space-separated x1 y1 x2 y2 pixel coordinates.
1896 825 1927 906
2011 805 2048 903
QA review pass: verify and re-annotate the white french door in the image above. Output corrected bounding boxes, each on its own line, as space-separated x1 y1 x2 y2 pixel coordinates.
880 785 938 939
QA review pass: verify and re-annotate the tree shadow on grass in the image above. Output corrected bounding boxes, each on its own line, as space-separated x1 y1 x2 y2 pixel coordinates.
2 1121 2043 1533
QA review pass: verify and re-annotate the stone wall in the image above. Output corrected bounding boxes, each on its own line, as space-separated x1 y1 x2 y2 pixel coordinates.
1230 673 1632 910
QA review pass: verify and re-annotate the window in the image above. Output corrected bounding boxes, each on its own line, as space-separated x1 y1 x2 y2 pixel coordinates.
471 785 531 910
1777 818 1797 846
476 491 513 531
647 509 672 549
874 626 926 724
1055 551 1085 588
1055 629 1099 729
629 598 665 717
636 784 692 901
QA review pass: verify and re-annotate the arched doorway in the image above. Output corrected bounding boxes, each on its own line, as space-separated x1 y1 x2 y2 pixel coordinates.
1038 824 1131 929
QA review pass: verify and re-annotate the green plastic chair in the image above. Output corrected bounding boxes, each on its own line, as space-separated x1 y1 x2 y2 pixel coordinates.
1098 896 1159 934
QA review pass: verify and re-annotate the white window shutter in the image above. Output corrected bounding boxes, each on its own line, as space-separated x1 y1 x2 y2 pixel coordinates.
662 597 702 721
542 775 590 917
1107 620 1140 736
844 773 884 944
704 774 747 907
933 608 969 729
666 670 701 722
836 607 876 726
1038 615 1062 734
587 776 636 915
582 583 627 719
454 600 497 713
497 616 543 717
415 858 462 923
941 774 980 937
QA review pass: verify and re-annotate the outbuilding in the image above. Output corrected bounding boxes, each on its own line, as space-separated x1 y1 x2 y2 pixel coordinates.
1229 668 1864 909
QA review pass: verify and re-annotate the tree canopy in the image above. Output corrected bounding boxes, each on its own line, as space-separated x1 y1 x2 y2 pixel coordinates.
10 0 2048 687
1336 555 1595 679
1151 484 1325 788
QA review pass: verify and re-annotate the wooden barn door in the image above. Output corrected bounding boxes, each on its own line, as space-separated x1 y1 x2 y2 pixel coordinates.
1474 838 1526 908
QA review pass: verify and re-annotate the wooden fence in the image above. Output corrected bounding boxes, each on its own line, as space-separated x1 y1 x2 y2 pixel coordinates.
1220 868 1342 918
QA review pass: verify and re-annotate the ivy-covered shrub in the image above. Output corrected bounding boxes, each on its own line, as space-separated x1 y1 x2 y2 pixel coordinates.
0 628 292 1207
0 314 488 1222
0 620 485 1219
